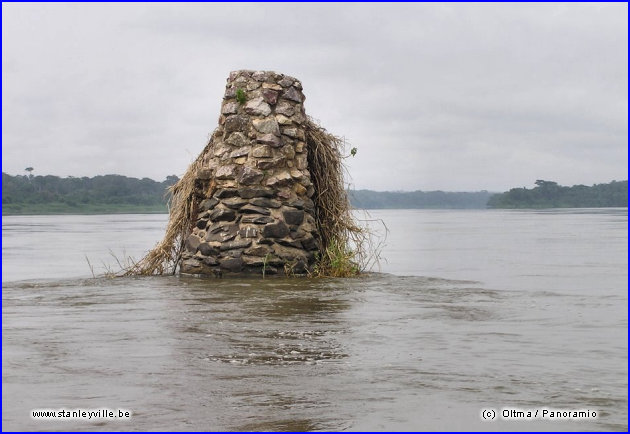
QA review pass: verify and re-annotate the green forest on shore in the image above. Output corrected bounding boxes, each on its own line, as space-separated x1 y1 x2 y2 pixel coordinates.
1 173 627 215
487 179 627 209
2 173 178 215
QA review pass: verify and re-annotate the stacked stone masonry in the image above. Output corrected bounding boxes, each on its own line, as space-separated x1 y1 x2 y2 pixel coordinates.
180 70 320 277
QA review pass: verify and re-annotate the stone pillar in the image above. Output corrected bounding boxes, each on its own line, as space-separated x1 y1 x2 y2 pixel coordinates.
180 70 320 277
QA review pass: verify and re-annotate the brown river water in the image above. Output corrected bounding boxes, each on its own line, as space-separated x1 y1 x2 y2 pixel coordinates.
2 209 627 431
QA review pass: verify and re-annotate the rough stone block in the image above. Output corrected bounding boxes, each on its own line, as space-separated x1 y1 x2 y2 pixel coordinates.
281 144 296 160
219 257 243 272
198 243 220 257
246 81 261 91
283 209 304 226
185 234 201 253
240 204 271 215
222 197 249 209
237 186 274 199
244 245 271 256
256 133 281 147
206 222 226 234
251 145 273 158
244 97 271 116
275 102 295 117
226 132 248 147
294 184 307 195
238 166 264 185
256 157 286 170
287 198 304 209
202 256 219 266
282 127 298 138
222 101 238 115
199 197 219 211
277 189 292 200
249 197 281 208
241 215 275 224
278 77 294 88
296 155 308 170
229 146 251 158
262 89 279 105
205 229 237 243
181 258 203 273
224 86 236 98
272 244 307 261
266 171 293 187
262 221 290 238
226 249 244 258
208 208 236 222
301 234 318 251
303 198 315 212
214 144 232 158
253 118 280 136
242 255 266 266
215 165 239 180
262 82 283 91
196 168 213 180
239 226 258 238
196 219 208 230
252 71 270 82
214 188 239 199
220 239 252 251
277 238 303 249
224 115 248 134
276 114 292 125
282 87 303 102
290 169 304 180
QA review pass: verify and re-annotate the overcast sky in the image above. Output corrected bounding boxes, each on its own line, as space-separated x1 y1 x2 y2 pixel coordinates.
2 3 627 191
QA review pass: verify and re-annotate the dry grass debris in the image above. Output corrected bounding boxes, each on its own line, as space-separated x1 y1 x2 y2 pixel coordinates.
304 117 374 276
122 140 214 276
123 118 379 277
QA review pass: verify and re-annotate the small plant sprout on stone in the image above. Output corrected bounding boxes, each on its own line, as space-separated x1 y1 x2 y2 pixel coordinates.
236 88 246 104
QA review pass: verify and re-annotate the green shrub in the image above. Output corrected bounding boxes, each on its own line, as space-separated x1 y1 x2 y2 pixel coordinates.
236 88 246 104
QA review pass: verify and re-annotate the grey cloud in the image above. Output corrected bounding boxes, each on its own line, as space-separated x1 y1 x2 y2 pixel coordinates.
2 3 626 191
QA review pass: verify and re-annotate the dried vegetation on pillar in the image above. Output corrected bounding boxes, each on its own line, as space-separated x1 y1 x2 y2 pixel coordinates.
125 70 370 277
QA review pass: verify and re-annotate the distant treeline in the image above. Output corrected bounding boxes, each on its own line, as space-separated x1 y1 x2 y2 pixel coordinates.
2 172 178 215
2 173 627 215
487 180 628 208
2 172 495 214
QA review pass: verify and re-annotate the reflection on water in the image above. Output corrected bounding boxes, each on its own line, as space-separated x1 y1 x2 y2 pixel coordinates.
180 277 351 367
2 210 627 431
3 273 626 431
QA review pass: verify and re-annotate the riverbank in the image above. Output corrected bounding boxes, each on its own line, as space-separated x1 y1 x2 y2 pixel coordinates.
2 202 168 216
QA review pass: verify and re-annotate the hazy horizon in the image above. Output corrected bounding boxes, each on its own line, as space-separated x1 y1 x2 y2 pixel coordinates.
4 169 627 194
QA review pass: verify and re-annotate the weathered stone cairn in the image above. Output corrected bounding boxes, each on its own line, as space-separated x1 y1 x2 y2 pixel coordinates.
179 70 320 276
